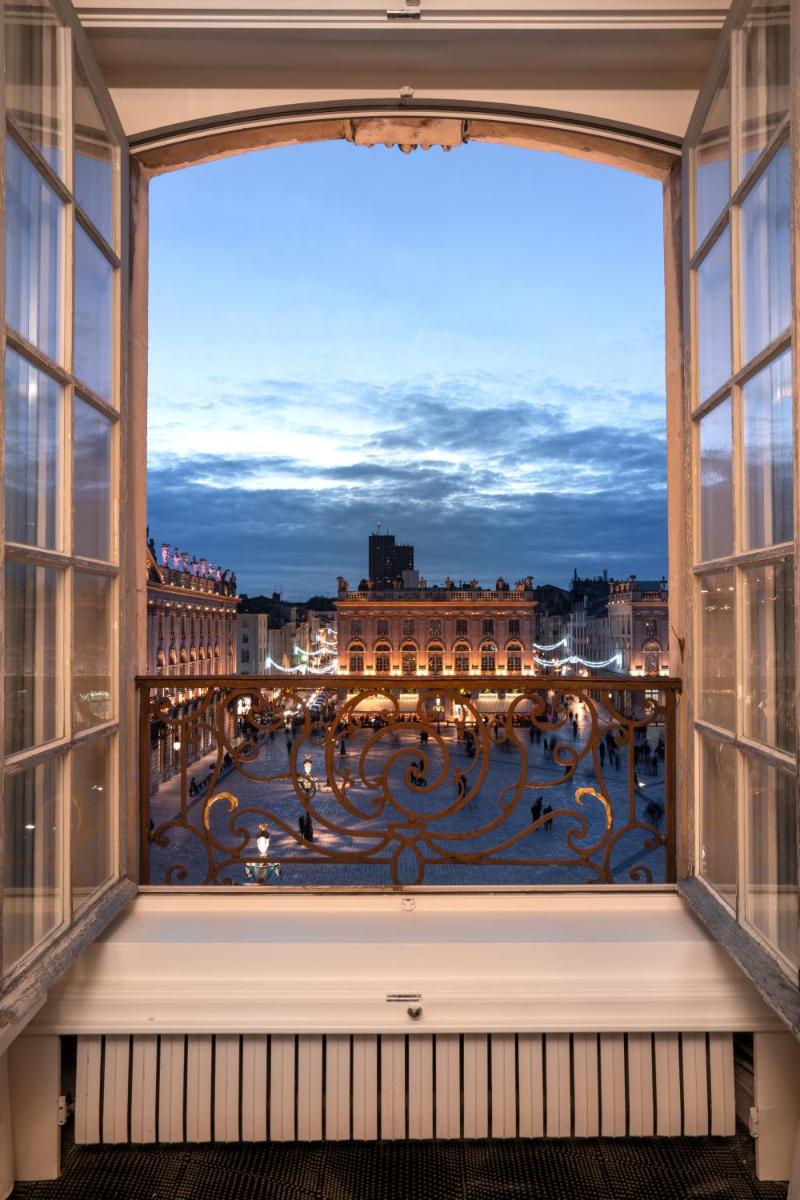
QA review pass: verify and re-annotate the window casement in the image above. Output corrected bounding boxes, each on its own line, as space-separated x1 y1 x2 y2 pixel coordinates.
482 619 494 637
2 1 126 983
376 619 389 637
508 618 520 638
687 0 797 978
455 618 468 636
429 618 442 638
374 641 391 674
401 642 417 674
453 641 471 674
427 643 444 675
402 618 415 638
350 619 363 637
507 642 523 674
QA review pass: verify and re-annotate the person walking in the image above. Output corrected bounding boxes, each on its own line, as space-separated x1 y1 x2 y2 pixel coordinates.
338 737 346 757
543 804 554 830
455 769 467 800
531 796 543 824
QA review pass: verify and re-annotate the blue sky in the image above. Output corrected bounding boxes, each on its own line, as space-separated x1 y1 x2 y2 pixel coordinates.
147 140 667 597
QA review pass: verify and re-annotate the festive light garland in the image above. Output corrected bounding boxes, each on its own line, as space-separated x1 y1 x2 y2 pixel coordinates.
532 637 569 652
532 652 623 670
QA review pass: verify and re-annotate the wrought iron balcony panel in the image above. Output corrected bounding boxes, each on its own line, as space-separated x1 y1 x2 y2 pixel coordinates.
137 675 679 888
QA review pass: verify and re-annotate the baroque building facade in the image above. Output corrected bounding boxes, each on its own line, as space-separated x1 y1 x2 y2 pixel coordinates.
335 575 536 678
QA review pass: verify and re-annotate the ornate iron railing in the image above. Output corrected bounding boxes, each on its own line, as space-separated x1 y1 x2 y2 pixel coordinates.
137 675 679 888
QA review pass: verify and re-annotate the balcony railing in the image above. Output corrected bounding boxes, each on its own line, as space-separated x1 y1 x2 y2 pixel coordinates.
137 675 679 888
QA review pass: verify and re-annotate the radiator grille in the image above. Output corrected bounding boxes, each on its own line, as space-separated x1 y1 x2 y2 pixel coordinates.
74 1032 735 1145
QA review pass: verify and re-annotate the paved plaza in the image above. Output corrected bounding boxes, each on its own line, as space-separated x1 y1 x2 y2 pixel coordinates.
148 699 667 887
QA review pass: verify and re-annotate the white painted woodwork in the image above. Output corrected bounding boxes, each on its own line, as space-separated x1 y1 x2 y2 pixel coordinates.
599 1034 626 1136
490 1034 517 1138
130 1035 158 1143
708 1032 735 1136
7 1036 61 1181
380 1035 406 1141
241 1036 268 1142
352 1035 378 1141
545 1033 571 1137
185 1035 212 1142
435 1034 461 1139
627 1033 655 1137
654 1033 682 1135
572 1034 600 1137
75 1035 102 1144
517 1034 545 1138
325 1035 351 1141
214 1035 240 1142
462 1034 489 1139
102 1035 131 1143
33 895 779 1037
158 1035 186 1143
407 1035 434 1140
296 1035 323 1141
754 1033 800 1181
269 1035 296 1142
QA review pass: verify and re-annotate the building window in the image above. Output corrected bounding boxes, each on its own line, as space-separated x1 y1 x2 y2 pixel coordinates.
481 653 496 674
350 619 363 637
242 632 249 643
428 653 443 675
377 619 389 636
402 618 415 638
455 653 470 673
241 649 250 664
482 619 494 637
376 653 390 674
401 645 417 674
349 654 364 673
429 618 442 638
689 2 796 972
508 618 520 638
455 618 468 636
507 654 522 673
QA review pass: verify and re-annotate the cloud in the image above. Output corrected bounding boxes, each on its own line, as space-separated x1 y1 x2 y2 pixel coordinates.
147 372 667 596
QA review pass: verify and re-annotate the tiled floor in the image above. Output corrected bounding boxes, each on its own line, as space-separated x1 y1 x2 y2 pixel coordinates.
11 1136 788 1200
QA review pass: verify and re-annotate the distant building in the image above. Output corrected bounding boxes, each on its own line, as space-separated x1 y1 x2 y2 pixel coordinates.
145 538 239 787
608 577 670 676
237 612 270 673
335 573 536 684
368 530 414 588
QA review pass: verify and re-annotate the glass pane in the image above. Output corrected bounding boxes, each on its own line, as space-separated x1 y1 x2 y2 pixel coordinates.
743 349 793 549
71 735 114 910
699 398 733 560
74 224 113 402
74 64 115 245
743 559 795 753
699 734 737 907
73 573 114 732
73 398 112 560
741 145 791 362
5 137 62 361
4 0 64 174
4 561 61 755
3 758 62 975
697 229 731 402
695 65 730 247
740 1 790 177
698 570 735 730
746 755 798 966
4 348 60 549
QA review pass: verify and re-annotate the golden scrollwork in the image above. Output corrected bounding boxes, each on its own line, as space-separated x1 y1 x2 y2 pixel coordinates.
139 674 679 887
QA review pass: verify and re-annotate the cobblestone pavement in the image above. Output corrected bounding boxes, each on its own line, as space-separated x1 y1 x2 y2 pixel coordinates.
147 698 668 888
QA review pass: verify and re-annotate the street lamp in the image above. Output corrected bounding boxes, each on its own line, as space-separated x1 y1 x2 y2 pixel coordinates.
245 821 281 884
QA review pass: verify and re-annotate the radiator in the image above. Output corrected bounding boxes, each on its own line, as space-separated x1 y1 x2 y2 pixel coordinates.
74 1031 736 1144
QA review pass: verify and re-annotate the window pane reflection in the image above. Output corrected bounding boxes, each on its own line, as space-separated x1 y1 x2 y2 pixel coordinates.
73 573 114 732
4 561 61 755
695 66 730 248
699 398 733 560
5 349 60 550
700 734 737 907
743 559 795 753
698 570 736 730
4 0 64 174
3 758 62 975
74 65 115 245
741 145 790 363
71 735 114 910
6 137 62 362
740 2 790 176
697 229 731 402
746 755 797 966
74 224 113 402
743 349 793 549
73 398 112 561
